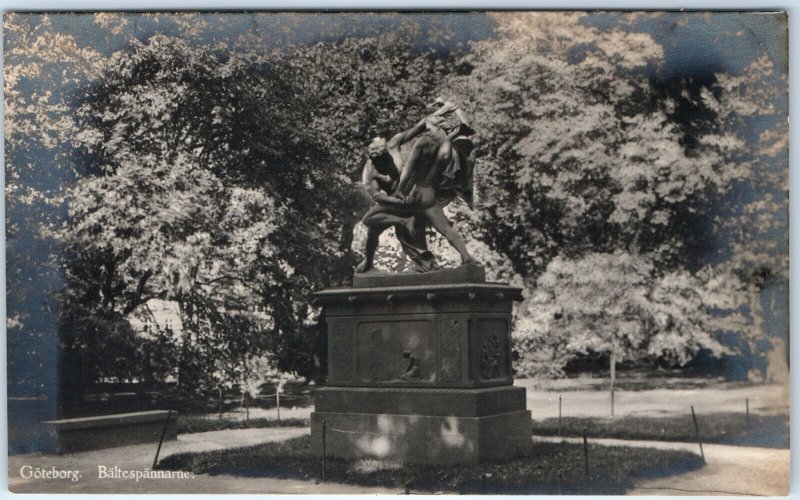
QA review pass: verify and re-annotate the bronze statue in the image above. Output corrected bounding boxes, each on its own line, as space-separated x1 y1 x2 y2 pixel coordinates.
356 98 478 273
356 118 436 273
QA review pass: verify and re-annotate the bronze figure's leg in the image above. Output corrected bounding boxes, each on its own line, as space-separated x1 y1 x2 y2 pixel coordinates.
355 226 383 273
362 203 416 236
357 204 418 273
423 203 478 265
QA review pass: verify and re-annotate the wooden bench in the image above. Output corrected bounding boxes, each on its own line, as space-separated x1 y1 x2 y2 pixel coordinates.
40 410 177 454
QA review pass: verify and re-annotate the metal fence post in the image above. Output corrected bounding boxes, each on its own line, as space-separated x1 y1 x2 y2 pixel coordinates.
746 398 750 430
558 395 562 437
582 427 589 481
321 419 327 482
152 409 173 468
583 427 589 481
691 405 705 463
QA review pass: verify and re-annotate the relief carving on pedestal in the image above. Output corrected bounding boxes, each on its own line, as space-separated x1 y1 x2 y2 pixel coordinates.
480 332 503 380
440 319 462 382
356 319 435 384
399 351 421 381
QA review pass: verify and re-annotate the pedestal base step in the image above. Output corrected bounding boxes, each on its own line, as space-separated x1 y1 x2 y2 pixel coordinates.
310 410 532 465
315 385 527 417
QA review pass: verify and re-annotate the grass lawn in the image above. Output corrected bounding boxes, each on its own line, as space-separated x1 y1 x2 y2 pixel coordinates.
533 412 789 448
157 435 703 494
177 416 309 434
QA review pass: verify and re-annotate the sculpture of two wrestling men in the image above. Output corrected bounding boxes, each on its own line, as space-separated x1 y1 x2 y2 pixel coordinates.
356 98 478 274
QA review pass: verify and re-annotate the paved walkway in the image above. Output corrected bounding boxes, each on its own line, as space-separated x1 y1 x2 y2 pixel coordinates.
534 436 790 496
8 427 392 494
9 425 789 495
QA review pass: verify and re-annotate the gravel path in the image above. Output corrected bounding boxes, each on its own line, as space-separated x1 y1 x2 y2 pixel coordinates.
11 427 788 495
7 427 382 494
534 435 789 496
9 381 788 494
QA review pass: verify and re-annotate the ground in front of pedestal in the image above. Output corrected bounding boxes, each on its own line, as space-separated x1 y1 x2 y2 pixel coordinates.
156 435 703 495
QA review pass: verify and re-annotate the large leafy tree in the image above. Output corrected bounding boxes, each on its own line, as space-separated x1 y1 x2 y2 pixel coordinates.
447 12 750 277
58 23 478 396
441 13 787 377
4 14 108 417
61 35 359 398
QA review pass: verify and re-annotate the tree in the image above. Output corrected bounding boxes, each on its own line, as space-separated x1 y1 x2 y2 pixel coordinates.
520 252 730 414
439 12 786 377
58 24 482 396
4 13 108 415
446 13 743 276
690 55 789 381
60 35 358 398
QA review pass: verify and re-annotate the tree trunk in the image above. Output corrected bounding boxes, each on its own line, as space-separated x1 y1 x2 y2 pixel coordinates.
766 336 790 384
218 387 223 420
609 349 617 419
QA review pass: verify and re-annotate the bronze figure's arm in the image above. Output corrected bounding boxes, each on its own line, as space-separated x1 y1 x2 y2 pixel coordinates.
361 159 403 205
386 118 428 174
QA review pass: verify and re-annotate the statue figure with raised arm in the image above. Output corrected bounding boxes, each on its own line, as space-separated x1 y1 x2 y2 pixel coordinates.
355 117 436 273
356 97 478 274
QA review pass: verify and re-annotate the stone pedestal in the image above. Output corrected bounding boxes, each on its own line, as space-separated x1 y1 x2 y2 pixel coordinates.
311 264 531 464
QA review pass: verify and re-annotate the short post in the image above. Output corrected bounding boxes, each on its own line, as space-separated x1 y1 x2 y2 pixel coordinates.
218 387 223 421
611 387 615 419
404 483 410 495
691 405 705 463
558 395 562 436
557 471 562 495
609 348 617 419
746 398 750 430
152 409 173 468
245 393 250 423
321 419 327 482
276 388 281 422
582 427 589 481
